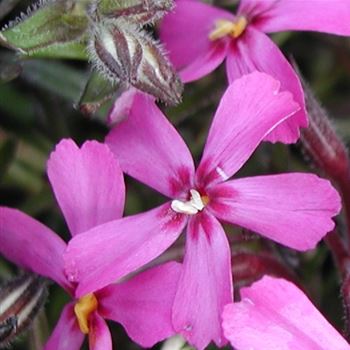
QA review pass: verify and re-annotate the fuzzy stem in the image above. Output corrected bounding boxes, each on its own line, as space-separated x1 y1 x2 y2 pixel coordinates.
342 277 350 341
324 229 350 339
324 230 350 278
335 174 350 252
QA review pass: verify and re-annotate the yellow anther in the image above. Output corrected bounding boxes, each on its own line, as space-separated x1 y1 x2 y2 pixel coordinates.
209 17 248 41
74 293 98 334
201 195 210 206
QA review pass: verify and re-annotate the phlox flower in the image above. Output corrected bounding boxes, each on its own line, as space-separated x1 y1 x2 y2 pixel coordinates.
65 72 341 350
222 276 350 350
0 139 180 350
160 0 350 143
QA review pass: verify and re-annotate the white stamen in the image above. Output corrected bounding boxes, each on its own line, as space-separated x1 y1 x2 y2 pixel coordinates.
189 189 205 210
171 189 205 215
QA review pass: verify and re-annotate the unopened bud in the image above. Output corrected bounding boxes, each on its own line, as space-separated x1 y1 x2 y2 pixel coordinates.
0 273 48 347
89 19 183 105
95 0 174 25
300 80 350 182
0 316 17 344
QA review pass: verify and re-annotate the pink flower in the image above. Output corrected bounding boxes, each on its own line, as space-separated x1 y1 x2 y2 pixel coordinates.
0 139 180 350
222 275 350 350
65 72 340 349
160 0 350 143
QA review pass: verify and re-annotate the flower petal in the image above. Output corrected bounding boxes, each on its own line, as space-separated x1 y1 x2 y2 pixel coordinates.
209 173 341 251
172 212 233 350
196 72 299 187
98 262 181 347
179 43 228 83
239 0 350 35
106 91 195 198
226 28 307 144
65 203 187 297
160 1 232 81
222 276 350 350
0 207 69 290
89 313 112 350
44 303 84 350
47 139 125 237
108 88 139 125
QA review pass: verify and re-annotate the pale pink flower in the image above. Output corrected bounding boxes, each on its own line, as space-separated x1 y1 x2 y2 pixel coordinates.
160 0 350 143
222 276 350 350
0 139 179 350
65 72 340 350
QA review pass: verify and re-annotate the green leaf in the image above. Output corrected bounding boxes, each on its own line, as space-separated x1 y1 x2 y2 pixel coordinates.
21 59 86 101
0 138 17 181
78 70 118 115
0 0 89 59
0 61 22 83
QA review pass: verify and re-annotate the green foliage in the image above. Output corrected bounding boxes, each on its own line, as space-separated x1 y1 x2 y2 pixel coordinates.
0 1 88 59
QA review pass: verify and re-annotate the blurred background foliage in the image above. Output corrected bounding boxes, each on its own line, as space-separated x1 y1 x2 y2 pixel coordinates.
1 0 350 349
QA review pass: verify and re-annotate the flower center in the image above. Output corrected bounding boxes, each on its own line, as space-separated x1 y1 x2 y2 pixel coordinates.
208 16 248 41
74 293 98 334
171 189 208 215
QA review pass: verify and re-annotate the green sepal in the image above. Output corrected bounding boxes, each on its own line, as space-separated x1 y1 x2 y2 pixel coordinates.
78 70 118 115
97 0 173 24
0 0 89 59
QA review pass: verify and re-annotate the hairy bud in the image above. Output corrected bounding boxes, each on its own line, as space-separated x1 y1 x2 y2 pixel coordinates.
0 273 48 347
290 60 350 181
94 0 174 25
89 19 183 105
300 80 349 182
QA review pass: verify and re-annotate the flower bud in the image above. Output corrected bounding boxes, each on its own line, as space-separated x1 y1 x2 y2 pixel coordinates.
300 79 350 182
0 273 48 347
89 19 183 105
95 0 174 25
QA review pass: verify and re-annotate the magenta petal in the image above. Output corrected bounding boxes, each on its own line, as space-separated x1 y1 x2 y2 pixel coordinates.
160 1 233 78
65 203 187 297
0 207 69 290
172 212 233 350
226 29 307 144
89 313 112 350
98 262 181 347
179 43 227 83
47 139 125 237
239 0 350 35
209 173 341 251
222 276 350 350
108 88 140 125
106 92 195 198
44 303 84 350
196 72 299 187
